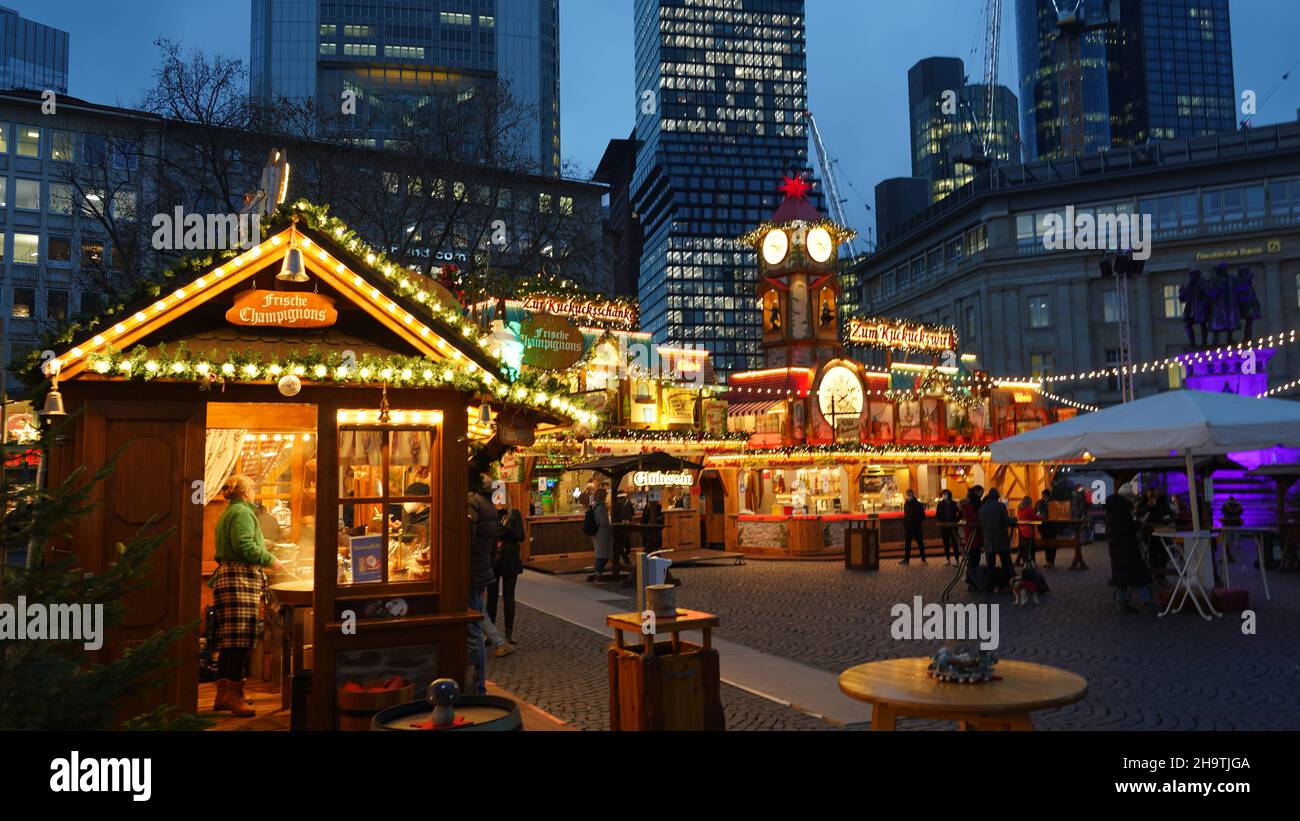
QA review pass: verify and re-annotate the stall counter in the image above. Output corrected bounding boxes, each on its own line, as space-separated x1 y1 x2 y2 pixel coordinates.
732 511 940 556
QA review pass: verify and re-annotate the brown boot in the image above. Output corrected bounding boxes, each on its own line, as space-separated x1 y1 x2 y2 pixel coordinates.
226 680 255 717
212 679 231 712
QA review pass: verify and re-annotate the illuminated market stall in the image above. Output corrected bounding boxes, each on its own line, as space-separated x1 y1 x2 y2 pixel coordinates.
28 200 581 728
716 180 1066 557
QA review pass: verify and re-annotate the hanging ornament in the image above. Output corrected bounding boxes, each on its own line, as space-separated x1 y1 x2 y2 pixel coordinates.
278 374 302 397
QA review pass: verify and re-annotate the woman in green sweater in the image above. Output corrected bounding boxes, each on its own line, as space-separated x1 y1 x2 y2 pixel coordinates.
211 475 283 716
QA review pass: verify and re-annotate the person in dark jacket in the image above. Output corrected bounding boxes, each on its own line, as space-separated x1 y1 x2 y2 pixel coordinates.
978 488 1016 594
642 500 665 552
1035 489 1057 567
935 490 961 566
467 467 500 694
961 486 985 586
900 490 927 564
1105 492 1155 613
489 507 525 644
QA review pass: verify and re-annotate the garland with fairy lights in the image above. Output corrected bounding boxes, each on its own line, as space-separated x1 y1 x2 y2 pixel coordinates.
79 343 598 426
740 218 858 249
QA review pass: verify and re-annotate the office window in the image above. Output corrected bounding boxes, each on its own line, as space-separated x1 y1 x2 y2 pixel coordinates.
49 183 74 214
1296 273 1300 309
48 236 72 263
15 179 40 211
1163 285 1181 318
51 129 75 162
559 196 574 216
965 305 977 339
1105 349 1123 392
82 239 104 266
13 233 39 264
1028 296 1051 329
1016 213 1035 241
1270 181 1292 215
1030 353 1054 379
113 191 137 221
16 126 40 158
1103 289 1119 323
0 178 6 208
0 123 7 153
539 193 552 213
47 290 69 321
947 237 962 261
12 287 34 318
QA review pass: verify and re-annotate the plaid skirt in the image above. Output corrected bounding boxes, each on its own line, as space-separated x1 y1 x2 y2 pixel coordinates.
211 562 265 650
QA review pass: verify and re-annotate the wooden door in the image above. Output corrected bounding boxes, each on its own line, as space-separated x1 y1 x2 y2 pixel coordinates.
700 474 727 548
79 400 206 717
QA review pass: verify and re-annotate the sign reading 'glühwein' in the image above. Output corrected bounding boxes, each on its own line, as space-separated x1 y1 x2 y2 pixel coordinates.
520 296 638 329
847 318 957 353
227 290 338 329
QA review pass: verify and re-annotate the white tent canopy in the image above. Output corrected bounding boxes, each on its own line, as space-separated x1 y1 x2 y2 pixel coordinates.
991 390 1300 532
992 390 1300 463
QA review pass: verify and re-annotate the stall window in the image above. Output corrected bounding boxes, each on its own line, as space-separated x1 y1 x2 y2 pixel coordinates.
338 415 440 587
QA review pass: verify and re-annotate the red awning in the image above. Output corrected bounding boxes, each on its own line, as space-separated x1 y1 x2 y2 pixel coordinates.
727 400 784 417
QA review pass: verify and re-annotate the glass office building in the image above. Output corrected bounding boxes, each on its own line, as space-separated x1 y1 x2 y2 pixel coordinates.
632 0 819 377
1016 0 1235 159
0 7 69 94
908 57 1020 203
251 0 559 175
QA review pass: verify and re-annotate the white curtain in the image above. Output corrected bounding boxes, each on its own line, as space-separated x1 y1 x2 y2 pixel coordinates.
205 429 248 504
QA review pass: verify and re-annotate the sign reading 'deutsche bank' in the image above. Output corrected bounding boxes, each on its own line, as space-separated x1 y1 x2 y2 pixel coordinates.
227 290 338 329
633 470 693 488
520 313 586 370
847 318 957 353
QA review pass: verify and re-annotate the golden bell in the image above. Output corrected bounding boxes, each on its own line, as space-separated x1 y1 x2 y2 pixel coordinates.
41 387 67 419
277 247 308 282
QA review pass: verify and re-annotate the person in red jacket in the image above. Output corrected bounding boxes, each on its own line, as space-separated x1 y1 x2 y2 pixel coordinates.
1016 496 1040 566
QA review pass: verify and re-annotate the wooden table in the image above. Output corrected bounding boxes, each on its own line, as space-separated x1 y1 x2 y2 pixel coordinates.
838 658 1088 731
607 608 717 655
1041 519 1089 570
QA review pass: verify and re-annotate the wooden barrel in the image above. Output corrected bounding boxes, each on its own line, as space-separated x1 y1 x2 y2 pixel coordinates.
337 684 416 731
370 696 523 731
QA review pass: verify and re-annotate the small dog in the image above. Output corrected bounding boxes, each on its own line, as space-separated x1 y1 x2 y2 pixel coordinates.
1010 576 1040 606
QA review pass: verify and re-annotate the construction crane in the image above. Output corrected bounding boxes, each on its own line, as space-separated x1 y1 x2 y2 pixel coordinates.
955 0 1004 168
1052 0 1114 158
804 110 866 317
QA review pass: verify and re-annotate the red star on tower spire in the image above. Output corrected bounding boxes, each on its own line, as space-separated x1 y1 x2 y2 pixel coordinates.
779 174 813 201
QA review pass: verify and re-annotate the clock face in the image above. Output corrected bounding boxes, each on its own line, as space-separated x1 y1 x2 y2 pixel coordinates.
818 365 864 419
762 228 789 265
806 227 834 263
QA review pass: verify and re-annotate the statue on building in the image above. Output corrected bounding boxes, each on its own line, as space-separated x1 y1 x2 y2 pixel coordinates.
1203 263 1241 346
1235 265 1263 341
1180 269 1208 348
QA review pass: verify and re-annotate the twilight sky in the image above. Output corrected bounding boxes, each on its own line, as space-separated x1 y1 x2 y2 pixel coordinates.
18 0 1300 242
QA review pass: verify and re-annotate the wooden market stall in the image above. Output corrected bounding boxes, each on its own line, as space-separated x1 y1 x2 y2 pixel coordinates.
35 205 569 729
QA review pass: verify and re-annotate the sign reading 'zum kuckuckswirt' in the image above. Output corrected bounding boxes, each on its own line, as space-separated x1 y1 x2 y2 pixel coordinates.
846 317 957 353
227 290 338 329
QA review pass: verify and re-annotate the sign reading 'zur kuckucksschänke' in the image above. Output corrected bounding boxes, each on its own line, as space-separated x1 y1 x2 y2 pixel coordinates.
227 290 338 329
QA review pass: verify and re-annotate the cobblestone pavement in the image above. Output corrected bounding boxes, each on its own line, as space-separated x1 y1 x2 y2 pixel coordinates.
486 605 834 730
663 545 1300 731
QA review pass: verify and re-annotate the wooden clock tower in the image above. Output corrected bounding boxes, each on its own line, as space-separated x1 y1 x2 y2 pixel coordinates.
744 177 857 369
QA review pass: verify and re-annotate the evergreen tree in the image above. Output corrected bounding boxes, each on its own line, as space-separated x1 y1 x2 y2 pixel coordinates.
1 423 209 730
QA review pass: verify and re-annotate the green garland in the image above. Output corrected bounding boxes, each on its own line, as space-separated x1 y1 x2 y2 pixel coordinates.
78 343 596 426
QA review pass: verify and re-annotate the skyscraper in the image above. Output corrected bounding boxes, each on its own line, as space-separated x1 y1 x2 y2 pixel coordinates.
1016 0 1236 160
632 0 819 377
0 6 69 94
908 56 1020 203
250 0 559 175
